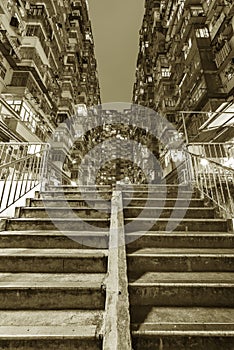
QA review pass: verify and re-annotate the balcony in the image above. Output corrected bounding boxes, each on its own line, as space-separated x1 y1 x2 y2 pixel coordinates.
19 47 46 80
21 36 49 67
0 98 45 142
222 62 234 93
209 12 226 41
26 5 52 38
215 40 233 69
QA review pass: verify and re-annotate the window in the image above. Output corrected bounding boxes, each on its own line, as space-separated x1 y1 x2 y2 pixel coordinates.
29 4 45 16
0 63 6 80
161 68 171 77
67 55 74 64
6 100 22 113
26 25 39 36
165 98 175 107
20 102 37 133
192 80 206 103
11 72 29 86
183 38 192 59
69 31 77 38
26 25 49 56
196 28 209 38
190 6 204 17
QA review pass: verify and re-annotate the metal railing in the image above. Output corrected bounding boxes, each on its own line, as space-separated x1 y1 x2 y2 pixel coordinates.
0 143 50 214
45 161 72 187
187 142 234 164
183 147 234 218
173 110 234 144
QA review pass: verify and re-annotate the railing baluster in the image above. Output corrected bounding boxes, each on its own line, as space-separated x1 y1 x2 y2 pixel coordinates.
185 146 234 218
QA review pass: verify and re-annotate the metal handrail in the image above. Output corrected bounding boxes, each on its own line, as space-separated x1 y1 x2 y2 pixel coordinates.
46 160 72 185
184 147 234 218
0 152 43 170
0 143 50 214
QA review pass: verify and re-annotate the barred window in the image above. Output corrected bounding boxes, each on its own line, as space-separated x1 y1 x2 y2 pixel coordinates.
196 28 209 38
0 63 6 80
11 72 29 86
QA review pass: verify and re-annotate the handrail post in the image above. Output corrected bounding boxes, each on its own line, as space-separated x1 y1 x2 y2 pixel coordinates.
40 144 50 191
103 190 132 350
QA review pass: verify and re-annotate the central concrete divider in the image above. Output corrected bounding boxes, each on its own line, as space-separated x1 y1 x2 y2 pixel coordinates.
103 190 132 350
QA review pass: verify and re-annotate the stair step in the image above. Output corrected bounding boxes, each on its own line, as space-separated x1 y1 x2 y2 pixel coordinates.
124 218 228 232
48 184 111 190
0 231 109 249
131 307 234 350
121 184 192 192
5 218 110 231
0 273 106 309
123 190 198 199
30 198 111 208
126 232 234 248
0 248 108 272
127 248 234 272
129 272 234 307
123 198 204 207
124 207 214 218
39 191 112 200
18 207 110 219
0 310 103 349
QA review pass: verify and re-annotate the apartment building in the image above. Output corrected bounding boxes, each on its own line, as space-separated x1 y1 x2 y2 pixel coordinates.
0 0 101 144
133 0 234 143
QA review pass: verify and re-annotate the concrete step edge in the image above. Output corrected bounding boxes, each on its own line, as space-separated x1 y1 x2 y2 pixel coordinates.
0 326 98 339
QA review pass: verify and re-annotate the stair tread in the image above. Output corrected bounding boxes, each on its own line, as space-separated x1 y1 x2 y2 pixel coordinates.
128 248 234 256
0 273 105 287
0 231 108 236
2 230 231 236
0 309 103 326
124 207 212 210
129 272 234 284
9 218 109 221
42 190 112 194
123 197 201 200
32 198 110 202
125 218 226 221
0 248 108 257
126 231 233 236
131 307 234 333
0 325 98 338
22 207 110 210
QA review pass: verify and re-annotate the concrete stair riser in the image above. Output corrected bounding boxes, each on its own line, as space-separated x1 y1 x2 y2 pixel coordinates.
0 339 102 350
123 190 198 199
124 219 227 232
131 335 234 350
127 253 234 273
129 284 234 307
124 207 215 219
29 198 111 209
123 198 205 207
0 232 109 249
126 233 234 249
121 185 193 193
0 251 107 273
17 207 110 219
0 287 105 310
38 191 112 200
6 219 110 231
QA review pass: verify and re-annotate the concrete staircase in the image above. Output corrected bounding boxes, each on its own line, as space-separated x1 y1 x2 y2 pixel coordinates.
124 185 234 350
0 183 233 349
0 185 111 350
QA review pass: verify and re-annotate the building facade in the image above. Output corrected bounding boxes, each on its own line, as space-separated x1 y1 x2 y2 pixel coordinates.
133 0 234 144
0 0 101 144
